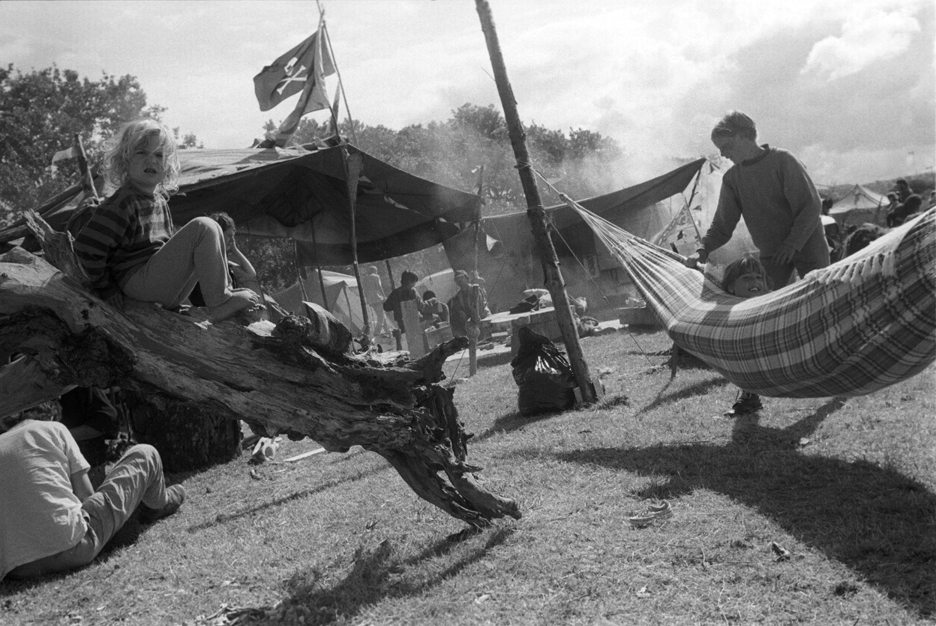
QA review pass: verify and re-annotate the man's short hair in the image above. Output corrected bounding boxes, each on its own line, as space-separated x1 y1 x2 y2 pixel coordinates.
400 270 418 285
712 111 757 141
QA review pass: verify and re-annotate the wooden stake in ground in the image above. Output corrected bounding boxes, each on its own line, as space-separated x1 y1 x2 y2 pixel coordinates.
343 148 371 337
0 213 520 528
474 0 597 403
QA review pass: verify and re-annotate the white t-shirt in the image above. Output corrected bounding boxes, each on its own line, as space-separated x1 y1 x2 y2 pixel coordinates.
0 420 90 579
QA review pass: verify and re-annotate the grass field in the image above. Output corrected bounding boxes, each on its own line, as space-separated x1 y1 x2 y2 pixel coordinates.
2 329 934 625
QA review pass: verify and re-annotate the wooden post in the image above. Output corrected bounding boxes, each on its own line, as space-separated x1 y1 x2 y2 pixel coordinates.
385 260 403 350
467 324 479 377
304 225 329 311
474 0 596 403
342 148 371 337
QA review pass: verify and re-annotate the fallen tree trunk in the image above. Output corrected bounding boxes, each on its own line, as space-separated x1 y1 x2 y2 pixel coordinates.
0 214 520 527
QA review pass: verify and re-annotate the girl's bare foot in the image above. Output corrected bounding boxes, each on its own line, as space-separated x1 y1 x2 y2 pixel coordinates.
208 289 262 323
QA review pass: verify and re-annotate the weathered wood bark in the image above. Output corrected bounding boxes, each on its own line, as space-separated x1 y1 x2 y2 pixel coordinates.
0 215 521 527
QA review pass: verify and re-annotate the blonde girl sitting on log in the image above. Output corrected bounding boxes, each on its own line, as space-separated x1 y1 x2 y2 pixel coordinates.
75 119 262 323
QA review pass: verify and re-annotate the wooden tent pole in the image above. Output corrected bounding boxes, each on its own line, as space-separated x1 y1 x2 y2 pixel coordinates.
322 22 358 146
341 148 370 337
473 165 484 279
384 260 403 350
475 0 596 403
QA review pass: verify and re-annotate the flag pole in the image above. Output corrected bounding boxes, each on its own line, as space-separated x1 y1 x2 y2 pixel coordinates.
312 8 369 339
315 11 369 338
342 148 371 339
475 0 596 403
322 22 358 146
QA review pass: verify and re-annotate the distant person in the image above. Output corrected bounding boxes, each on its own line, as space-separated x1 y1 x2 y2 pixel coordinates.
212 212 259 293
892 178 914 203
188 212 261 309
885 192 899 211
843 223 889 257
448 270 490 339
420 290 449 327
0 400 185 581
721 255 771 416
361 265 390 336
684 111 829 288
382 270 425 334
471 271 491 311
74 119 262 323
887 194 924 227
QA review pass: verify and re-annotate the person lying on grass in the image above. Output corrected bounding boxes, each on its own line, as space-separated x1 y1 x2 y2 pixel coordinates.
74 119 263 323
721 254 771 416
0 370 185 581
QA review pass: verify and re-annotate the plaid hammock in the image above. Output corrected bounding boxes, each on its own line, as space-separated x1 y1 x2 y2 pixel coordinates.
567 200 935 398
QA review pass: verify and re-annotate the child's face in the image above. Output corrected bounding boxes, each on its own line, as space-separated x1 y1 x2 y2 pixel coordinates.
128 134 168 194
729 271 768 298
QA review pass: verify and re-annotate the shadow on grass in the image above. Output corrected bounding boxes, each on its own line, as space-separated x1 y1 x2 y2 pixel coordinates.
470 406 568 445
548 397 936 617
185 466 389 533
276 524 515 625
636 375 731 416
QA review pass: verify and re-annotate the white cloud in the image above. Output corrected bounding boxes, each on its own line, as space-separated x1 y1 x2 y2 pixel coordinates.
2 0 932 186
802 2 922 80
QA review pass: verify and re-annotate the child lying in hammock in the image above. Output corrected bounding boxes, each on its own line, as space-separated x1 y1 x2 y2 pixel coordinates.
722 255 771 416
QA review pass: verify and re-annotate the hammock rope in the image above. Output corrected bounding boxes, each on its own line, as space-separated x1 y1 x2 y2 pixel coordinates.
562 195 935 398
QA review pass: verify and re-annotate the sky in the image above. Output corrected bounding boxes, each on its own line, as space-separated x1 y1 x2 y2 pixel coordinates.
2 0 934 189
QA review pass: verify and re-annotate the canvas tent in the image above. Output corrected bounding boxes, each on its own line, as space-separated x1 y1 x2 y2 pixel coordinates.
169 144 482 265
829 184 888 227
273 270 365 335
4 144 483 266
442 158 707 318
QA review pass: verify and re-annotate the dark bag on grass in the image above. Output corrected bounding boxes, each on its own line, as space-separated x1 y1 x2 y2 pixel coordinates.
511 326 576 416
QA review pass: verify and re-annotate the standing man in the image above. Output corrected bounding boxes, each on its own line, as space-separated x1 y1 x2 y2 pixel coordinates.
361 266 390 336
685 111 829 288
892 178 914 203
448 270 491 377
382 270 424 335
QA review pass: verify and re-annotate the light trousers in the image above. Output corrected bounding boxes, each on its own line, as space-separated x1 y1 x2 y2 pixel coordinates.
7 444 170 578
122 217 233 309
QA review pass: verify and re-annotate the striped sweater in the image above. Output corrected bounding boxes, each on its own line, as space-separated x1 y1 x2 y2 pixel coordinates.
74 185 174 299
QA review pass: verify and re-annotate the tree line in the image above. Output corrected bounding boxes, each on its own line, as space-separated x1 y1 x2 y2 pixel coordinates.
1 65 624 292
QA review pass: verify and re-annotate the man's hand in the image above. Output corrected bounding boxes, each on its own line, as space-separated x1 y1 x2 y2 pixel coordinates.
684 249 708 270
773 244 796 265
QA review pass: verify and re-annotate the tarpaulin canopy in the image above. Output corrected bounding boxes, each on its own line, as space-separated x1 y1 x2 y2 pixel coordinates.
168 144 482 265
442 157 706 316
